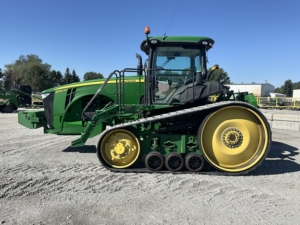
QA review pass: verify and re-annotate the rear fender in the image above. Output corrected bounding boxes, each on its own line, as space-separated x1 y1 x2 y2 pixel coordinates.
244 93 259 108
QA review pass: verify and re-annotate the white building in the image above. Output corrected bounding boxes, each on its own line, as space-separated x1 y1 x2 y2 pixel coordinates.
225 83 275 97
293 89 300 98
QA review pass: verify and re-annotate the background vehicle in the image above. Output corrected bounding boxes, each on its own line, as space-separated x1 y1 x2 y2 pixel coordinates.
18 27 271 174
0 85 32 113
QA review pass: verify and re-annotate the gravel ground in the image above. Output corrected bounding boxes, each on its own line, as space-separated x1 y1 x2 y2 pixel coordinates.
1 112 300 225
259 108 300 115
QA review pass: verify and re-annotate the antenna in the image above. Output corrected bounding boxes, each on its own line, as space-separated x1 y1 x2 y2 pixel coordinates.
164 0 180 36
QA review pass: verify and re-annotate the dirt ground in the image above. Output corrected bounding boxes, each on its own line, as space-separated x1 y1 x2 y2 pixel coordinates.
1 112 300 225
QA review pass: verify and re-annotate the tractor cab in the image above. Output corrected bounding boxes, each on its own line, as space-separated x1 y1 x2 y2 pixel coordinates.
152 46 201 101
140 27 225 105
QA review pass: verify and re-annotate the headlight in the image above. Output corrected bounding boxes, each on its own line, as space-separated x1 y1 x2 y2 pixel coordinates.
41 93 51 99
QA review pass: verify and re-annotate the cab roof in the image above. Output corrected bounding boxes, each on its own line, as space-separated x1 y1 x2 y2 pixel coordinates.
140 36 215 54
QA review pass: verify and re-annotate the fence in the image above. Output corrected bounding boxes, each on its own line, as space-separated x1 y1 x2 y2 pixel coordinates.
256 97 300 109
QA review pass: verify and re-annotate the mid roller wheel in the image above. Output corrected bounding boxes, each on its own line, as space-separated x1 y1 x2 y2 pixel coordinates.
185 152 205 172
165 152 184 172
145 151 164 171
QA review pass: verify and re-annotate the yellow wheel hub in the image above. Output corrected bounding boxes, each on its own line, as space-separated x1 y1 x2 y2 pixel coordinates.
199 105 270 173
222 128 243 148
99 129 140 168
113 142 127 155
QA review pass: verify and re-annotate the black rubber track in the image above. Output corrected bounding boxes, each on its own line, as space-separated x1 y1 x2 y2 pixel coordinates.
96 101 272 176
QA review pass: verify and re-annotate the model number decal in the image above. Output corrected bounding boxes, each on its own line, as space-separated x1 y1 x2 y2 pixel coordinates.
55 89 67 93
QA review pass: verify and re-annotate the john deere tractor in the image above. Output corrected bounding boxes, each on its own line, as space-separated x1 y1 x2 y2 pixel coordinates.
18 27 271 174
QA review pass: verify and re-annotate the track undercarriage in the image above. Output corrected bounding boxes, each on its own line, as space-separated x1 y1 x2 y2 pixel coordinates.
96 101 271 175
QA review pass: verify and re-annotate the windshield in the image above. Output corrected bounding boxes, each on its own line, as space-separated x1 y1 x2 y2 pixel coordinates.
153 46 203 101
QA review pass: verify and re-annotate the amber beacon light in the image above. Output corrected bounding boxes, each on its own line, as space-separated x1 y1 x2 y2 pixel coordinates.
144 26 150 34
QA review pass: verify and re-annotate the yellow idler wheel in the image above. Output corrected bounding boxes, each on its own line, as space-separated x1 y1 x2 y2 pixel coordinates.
99 129 140 168
199 105 270 173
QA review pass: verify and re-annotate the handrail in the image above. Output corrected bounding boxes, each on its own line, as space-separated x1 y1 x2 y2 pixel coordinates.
82 68 144 120
82 70 120 120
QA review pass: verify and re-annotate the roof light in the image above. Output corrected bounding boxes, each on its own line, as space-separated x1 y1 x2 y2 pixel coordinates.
144 26 150 34
202 41 208 45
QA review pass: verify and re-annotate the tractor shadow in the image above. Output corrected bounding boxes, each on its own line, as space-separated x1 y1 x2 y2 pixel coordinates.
251 141 300 175
63 145 96 154
60 142 300 175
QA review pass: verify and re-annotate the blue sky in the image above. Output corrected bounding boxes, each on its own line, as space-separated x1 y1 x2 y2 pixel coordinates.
1 0 299 88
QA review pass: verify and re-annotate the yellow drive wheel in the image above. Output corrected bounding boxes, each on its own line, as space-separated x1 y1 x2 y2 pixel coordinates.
99 129 140 168
199 105 270 173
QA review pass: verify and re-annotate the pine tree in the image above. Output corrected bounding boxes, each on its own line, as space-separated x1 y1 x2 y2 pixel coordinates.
71 70 80 83
282 79 293 97
63 68 72 84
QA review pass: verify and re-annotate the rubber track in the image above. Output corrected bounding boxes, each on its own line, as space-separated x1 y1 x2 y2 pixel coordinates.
96 101 272 175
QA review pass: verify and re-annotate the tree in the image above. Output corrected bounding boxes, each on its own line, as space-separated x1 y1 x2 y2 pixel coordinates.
83 72 104 81
24 64 48 92
3 69 13 89
3 54 51 92
56 71 63 85
275 80 300 95
62 68 80 84
46 70 64 88
0 68 4 91
4 64 23 86
274 87 282 93
208 67 231 84
71 69 80 83
292 81 300 90
282 79 293 97
63 68 72 84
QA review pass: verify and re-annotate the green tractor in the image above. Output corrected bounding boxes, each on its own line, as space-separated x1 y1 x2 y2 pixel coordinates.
18 27 271 174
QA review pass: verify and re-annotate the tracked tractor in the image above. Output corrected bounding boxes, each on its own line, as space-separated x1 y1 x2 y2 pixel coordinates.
18 27 271 174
